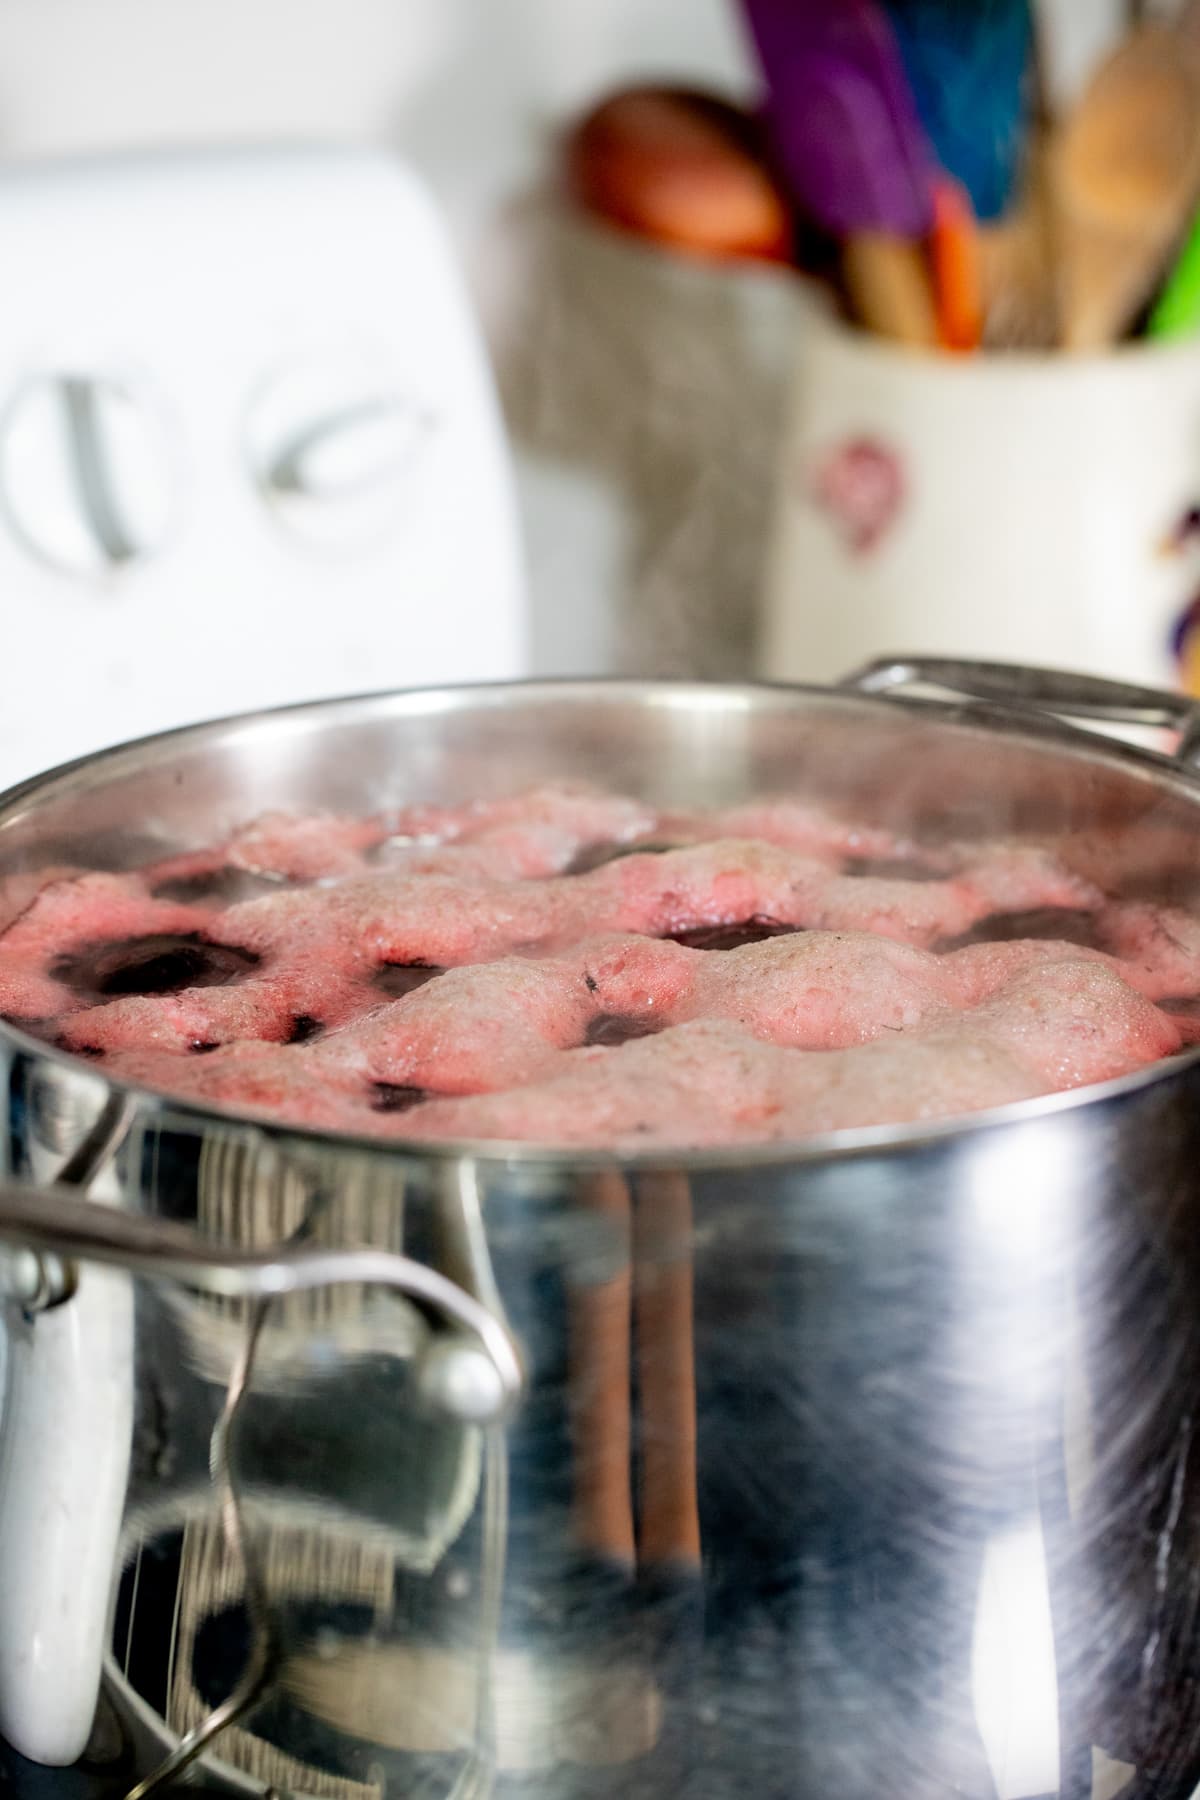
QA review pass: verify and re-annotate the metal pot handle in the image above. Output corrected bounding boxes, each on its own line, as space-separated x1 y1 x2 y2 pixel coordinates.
0 1173 522 1791
841 655 1200 768
0 1174 524 1423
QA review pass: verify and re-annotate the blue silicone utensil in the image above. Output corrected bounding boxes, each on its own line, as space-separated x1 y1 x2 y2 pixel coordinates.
885 0 1033 222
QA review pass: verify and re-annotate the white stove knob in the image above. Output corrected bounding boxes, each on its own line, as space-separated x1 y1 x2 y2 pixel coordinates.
245 354 436 550
0 373 177 579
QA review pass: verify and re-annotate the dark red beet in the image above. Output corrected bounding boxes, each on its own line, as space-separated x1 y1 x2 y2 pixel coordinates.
52 934 259 1000
584 1013 664 1047
667 917 799 952
934 909 1103 954
370 1083 429 1114
565 840 679 875
373 963 443 999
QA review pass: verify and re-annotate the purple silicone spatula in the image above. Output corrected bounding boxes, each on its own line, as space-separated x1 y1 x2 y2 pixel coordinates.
739 0 938 237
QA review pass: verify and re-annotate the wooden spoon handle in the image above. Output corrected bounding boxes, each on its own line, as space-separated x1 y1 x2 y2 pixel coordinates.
843 233 939 347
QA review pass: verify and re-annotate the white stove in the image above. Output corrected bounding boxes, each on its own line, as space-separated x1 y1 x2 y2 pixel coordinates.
0 145 526 791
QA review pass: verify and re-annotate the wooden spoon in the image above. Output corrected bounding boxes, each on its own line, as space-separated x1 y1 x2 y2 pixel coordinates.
979 136 1060 349
841 233 939 347
1054 9 1200 349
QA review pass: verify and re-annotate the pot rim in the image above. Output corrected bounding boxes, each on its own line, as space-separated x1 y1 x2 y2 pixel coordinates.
2 674 1197 1174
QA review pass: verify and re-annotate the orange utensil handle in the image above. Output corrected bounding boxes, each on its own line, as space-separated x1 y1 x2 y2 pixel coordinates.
930 177 984 353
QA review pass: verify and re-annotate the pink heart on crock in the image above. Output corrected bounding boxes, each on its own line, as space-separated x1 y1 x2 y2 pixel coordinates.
809 437 907 555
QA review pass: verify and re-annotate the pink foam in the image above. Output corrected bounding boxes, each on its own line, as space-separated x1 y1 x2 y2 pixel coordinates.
0 785 1191 1148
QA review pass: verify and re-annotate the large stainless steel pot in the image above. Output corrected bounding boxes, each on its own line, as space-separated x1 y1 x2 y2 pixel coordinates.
3 662 1200 1800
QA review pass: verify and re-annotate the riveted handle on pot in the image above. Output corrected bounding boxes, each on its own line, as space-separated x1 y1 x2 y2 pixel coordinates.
0 1175 524 1422
842 654 1200 768
0 1163 524 1779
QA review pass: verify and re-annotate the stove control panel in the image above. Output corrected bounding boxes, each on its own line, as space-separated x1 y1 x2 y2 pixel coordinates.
0 371 177 576
244 348 438 547
0 148 525 789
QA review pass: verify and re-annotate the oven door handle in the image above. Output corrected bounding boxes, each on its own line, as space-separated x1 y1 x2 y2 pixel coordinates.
840 654 1200 768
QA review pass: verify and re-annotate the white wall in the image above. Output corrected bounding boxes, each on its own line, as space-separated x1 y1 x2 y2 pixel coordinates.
0 0 754 247
0 0 1143 181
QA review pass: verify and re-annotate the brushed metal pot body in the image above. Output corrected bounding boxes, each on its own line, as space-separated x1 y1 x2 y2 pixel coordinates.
0 666 1199 1800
